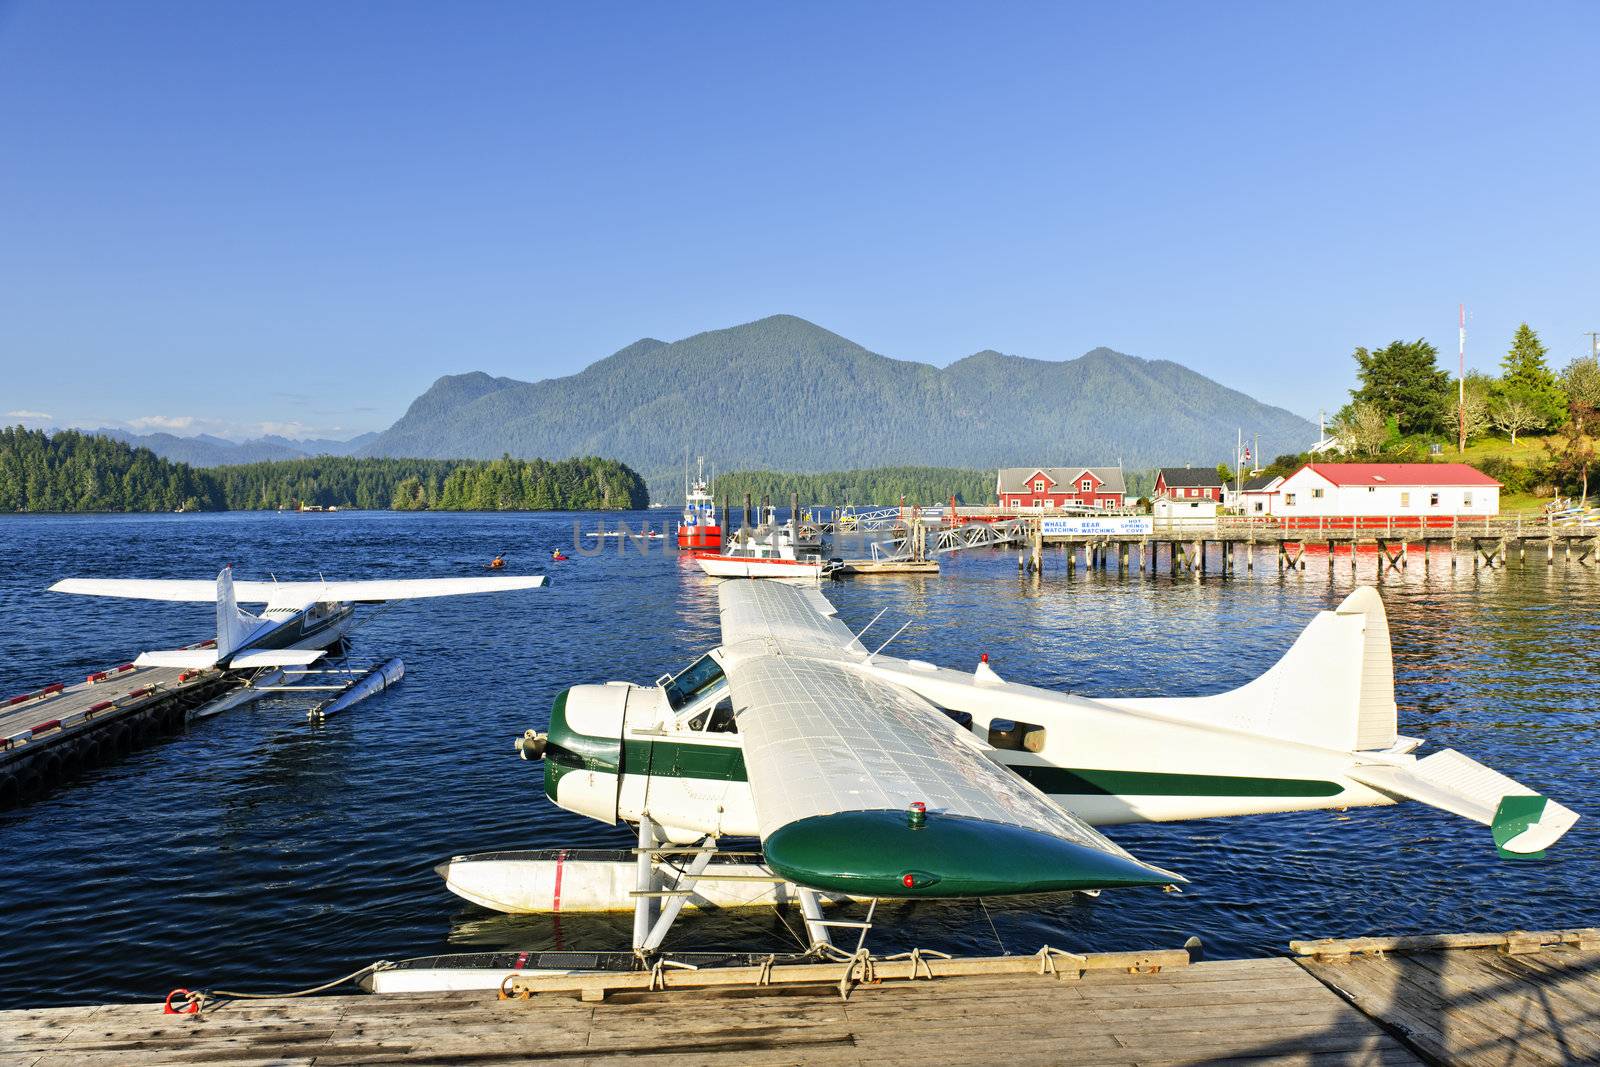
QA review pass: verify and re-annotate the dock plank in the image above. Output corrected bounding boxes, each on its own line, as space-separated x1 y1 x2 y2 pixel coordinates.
1298 942 1600 1066
2 949 1526 1067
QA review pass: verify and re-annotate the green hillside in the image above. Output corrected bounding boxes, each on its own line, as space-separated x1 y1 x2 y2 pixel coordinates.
360 315 1317 501
1 428 647 512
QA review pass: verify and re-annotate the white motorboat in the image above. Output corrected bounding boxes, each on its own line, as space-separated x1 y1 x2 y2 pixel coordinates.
691 525 834 579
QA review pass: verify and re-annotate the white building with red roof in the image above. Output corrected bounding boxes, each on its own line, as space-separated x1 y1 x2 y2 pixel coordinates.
1272 463 1500 520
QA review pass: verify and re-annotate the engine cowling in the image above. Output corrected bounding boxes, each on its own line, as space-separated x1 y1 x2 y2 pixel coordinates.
542 685 627 824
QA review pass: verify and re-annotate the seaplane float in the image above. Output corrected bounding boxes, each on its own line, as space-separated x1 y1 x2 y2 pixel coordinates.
370 581 1577 993
49 566 547 720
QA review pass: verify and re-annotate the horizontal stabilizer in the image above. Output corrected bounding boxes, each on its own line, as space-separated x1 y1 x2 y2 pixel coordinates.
134 650 220 669
1350 749 1578 856
228 649 326 669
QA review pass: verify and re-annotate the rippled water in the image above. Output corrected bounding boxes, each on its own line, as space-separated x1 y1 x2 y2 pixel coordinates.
0 511 1596 1009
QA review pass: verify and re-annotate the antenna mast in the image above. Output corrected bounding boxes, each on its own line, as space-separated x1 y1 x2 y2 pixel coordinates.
1458 303 1467 453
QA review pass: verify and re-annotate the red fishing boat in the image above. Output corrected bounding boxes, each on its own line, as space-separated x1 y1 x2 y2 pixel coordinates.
676 456 721 549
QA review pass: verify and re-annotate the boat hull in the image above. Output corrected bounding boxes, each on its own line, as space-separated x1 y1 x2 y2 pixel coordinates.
677 524 722 549
692 551 826 579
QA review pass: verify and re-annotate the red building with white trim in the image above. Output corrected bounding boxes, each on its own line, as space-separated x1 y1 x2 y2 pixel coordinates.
995 467 1127 509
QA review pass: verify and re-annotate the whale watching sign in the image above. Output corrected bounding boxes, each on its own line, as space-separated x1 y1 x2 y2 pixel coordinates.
1041 517 1154 536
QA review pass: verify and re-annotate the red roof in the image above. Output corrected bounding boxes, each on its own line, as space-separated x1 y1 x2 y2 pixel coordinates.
1298 463 1500 488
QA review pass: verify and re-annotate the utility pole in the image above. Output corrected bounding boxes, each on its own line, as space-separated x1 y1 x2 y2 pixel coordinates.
1585 331 1600 360
1458 303 1467 454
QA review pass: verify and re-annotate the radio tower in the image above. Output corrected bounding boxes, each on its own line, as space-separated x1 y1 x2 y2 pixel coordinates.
1457 303 1467 454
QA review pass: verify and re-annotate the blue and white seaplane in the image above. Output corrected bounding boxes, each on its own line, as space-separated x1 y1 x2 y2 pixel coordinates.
377 581 1577 992
51 566 548 670
49 567 548 721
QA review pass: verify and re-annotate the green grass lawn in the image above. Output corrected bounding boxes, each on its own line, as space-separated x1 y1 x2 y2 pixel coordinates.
1410 432 1591 514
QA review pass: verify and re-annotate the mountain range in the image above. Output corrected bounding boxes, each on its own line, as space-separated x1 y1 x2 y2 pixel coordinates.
357 315 1316 500
79 315 1315 501
91 429 378 467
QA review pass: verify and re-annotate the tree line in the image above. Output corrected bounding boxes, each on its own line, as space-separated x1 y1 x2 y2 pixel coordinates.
1 428 648 512
1333 325 1598 450
714 467 997 507
1328 324 1600 502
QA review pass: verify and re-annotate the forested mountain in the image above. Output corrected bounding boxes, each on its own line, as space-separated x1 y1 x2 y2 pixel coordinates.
1 428 646 512
91 429 378 467
360 315 1316 501
715 467 996 507
0 427 224 512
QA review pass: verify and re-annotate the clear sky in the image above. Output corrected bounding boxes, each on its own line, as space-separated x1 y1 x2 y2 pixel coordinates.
2 2 1597 440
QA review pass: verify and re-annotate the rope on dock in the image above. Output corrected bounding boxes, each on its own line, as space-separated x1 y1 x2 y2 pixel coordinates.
167 961 392 1015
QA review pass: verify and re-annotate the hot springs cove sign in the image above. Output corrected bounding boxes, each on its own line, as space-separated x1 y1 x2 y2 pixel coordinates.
1041 517 1154 537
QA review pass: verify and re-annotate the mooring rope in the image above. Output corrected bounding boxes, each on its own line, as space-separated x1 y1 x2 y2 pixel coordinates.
167 961 391 1015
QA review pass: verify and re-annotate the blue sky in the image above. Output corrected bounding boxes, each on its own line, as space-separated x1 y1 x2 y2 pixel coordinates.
2 2 1597 440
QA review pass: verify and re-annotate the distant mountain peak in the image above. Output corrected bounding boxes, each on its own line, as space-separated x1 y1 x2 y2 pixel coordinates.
358 315 1316 499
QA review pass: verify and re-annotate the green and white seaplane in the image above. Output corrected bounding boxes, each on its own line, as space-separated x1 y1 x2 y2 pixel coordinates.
384 581 1576 993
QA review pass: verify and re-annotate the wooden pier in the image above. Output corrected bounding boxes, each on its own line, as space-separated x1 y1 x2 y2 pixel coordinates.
998 515 1600 578
0 653 243 806
6 928 1594 1065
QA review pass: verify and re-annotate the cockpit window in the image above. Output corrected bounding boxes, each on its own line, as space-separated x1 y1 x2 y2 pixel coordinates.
662 654 726 711
686 696 737 734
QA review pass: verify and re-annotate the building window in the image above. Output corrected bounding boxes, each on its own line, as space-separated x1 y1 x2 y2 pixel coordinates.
1400 492 1410 507
1034 479 1045 492
1081 478 1093 492
1311 488 1324 499
1368 486 1376 493
1430 492 1440 506
1253 502 1264 513
1284 492 1297 506
1464 491 1473 506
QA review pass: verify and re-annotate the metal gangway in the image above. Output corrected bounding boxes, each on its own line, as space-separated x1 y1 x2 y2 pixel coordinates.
834 506 904 533
867 517 1032 561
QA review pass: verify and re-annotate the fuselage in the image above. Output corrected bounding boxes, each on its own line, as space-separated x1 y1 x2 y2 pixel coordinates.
231 601 356 664
540 647 1403 844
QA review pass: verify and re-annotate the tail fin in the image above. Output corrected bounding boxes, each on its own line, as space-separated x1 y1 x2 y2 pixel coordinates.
215 566 255 659
1196 586 1399 752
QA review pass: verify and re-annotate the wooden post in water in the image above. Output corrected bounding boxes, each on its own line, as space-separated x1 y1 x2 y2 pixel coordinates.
743 493 752 532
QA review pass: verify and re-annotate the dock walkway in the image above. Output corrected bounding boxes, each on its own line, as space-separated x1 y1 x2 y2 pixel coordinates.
0 655 238 803
6 930 1595 1065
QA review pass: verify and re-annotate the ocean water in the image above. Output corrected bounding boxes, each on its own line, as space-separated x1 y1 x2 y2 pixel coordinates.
0 510 1595 1009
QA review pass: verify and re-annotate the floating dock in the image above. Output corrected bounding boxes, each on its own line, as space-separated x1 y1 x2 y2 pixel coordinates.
0 653 244 805
5 928 1594 1065
832 558 940 576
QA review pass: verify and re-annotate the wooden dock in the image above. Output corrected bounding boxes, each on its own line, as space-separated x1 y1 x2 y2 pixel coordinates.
7 929 1595 1065
0 653 241 805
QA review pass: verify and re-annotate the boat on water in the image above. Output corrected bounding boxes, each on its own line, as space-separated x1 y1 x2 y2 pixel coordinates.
676 456 721 550
692 524 835 579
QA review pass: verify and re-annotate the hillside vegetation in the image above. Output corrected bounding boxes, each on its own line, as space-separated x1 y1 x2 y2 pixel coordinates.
1 428 647 512
1327 324 1599 507
714 467 996 507
0 427 224 512
360 315 1317 501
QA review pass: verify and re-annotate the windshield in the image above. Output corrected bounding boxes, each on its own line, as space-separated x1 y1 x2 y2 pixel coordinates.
662 654 726 711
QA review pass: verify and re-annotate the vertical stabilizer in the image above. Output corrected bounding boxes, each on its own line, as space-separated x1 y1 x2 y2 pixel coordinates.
215 566 255 659
1335 586 1399 751
1154 586 1400 752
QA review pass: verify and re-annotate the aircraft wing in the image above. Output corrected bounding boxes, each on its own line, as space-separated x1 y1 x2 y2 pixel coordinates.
716 581 1181 897
52 575 547 605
